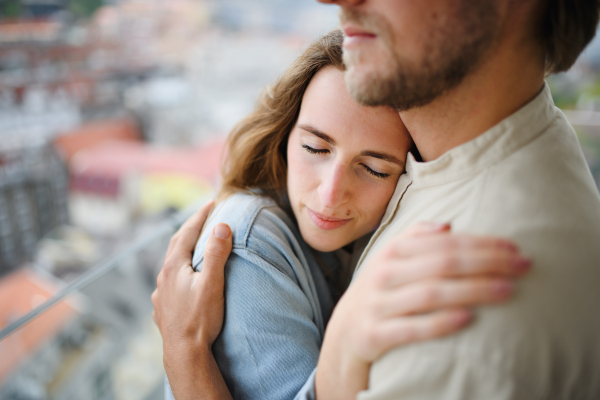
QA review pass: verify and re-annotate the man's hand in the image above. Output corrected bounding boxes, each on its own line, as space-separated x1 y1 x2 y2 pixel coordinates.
315 223 531 400
151 200 234 400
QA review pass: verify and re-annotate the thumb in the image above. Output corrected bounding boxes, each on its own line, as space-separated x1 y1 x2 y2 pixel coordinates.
202 223 233 282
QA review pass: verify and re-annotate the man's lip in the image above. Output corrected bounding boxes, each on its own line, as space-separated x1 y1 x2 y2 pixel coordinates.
342 25 376 38
306 208 352 231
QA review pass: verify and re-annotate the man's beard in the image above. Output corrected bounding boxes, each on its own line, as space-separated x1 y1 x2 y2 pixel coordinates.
341 3 500 111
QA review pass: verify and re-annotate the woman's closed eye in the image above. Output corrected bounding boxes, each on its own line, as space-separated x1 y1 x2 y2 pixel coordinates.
302 144 329 155
361 164 391 179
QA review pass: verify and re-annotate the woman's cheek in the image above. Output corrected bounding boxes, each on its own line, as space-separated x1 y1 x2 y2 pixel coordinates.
288 151 316 200
361 180 397 229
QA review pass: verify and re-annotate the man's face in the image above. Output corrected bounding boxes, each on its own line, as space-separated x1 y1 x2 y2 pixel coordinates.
326 0 501 110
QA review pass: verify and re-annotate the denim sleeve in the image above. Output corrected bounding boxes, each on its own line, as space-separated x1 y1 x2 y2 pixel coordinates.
209 250 324 400
294 368 317 400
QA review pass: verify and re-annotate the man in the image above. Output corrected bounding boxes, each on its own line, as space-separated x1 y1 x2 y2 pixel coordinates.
154 0 600 399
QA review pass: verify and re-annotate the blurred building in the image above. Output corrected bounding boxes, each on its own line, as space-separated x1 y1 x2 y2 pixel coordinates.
0 144 69 275
0 263 163 400
67 140 221 235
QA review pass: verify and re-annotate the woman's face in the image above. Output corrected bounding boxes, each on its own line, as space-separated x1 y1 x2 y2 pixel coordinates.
287 66 412 252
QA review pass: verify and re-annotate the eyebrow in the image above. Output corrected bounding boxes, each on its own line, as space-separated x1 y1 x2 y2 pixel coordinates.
298 123 405 167
298 124 337 145
360 150 405 167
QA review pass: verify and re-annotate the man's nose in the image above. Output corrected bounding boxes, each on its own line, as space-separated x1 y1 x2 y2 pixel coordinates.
317 0 365 5
318 164 351 210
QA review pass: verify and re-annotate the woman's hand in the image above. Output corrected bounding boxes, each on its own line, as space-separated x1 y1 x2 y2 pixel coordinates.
151 200 234 400
315 223 532 400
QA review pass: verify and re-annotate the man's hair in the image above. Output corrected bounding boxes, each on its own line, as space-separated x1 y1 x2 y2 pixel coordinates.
218 29 344 205
543 0 600 73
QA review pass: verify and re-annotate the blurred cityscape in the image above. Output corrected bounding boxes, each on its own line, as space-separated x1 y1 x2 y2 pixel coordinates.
0 0 337 399
0 1 599 400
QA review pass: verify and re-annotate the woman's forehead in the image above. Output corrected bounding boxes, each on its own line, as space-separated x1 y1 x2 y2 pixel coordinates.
298 67 406 146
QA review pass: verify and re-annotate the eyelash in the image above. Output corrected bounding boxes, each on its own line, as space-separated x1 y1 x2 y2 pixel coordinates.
302 144 391 180
362 166 390 179
302 144 329 154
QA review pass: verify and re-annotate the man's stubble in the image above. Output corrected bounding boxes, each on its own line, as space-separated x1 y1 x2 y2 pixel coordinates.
342 2 501 111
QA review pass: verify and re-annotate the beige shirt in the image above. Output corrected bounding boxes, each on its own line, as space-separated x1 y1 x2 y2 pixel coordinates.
355 84 600 400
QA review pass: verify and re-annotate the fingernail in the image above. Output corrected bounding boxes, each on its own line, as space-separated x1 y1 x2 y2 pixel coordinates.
423 222 451 231
493 280 514 296
213 223 230 239
512 256 532 272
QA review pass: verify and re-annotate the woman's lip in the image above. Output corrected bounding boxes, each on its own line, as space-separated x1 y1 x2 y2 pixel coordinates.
306 208 352 231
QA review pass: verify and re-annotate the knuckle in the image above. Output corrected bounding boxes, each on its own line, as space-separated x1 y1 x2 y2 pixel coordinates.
381 241 399 259
439 238 458 254
373 266 393 288
364 326 380 349
496 250 514 272
430 314 449 334
169 234 179 247
162 255 174 272
204 243 229 263
419 284 440 306
399 325 416 344
160 263 172 278
436 255 457 276
491 238 508 251
367 296 385 316
467 281 490 301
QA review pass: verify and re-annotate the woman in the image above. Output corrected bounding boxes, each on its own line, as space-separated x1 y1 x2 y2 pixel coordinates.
159 30 528 400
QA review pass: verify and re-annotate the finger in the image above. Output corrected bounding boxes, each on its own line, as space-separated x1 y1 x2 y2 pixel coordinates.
400 222 451 237
390 233 519 258
201 223 233 284
164 201 215 272
372 309 472 356
378 278 514 317
382 249 531 287
165 232 181 261
175 200 216 255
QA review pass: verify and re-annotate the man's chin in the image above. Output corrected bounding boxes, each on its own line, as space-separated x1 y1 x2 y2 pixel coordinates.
344 65 394 108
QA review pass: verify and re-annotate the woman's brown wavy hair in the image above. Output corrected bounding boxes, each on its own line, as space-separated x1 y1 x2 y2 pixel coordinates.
218 29 344 206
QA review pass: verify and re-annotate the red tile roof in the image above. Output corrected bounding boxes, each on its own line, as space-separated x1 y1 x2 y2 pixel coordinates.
0 269 76 384
53 119 142 162
70 140 224 184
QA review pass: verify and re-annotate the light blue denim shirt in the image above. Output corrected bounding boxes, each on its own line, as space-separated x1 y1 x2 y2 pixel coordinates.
165 192 341 400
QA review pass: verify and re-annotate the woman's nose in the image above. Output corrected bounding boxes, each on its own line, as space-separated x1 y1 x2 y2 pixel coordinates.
318 164 351 210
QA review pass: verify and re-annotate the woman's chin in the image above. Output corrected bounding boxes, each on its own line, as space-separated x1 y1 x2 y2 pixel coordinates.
303 232 350 253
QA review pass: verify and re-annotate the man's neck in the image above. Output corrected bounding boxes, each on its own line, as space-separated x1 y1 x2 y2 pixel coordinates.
400 23 545 162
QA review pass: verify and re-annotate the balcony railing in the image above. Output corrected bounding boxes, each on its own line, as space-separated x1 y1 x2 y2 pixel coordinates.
0 197 209 400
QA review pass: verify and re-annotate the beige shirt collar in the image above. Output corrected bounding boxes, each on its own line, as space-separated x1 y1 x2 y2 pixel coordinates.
375 83 557 237
406 83 557 187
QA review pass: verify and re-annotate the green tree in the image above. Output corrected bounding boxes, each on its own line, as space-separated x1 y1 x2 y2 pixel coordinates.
0 0 22 18
68 0 103 18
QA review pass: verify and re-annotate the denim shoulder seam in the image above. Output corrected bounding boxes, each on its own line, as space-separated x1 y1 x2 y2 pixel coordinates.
242 203 275 248
235 245 295 280
194 201 277 268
